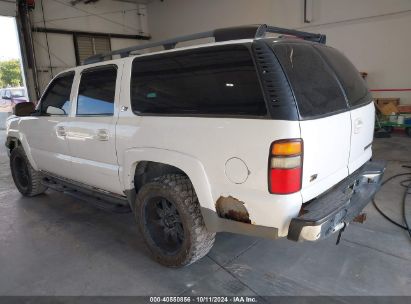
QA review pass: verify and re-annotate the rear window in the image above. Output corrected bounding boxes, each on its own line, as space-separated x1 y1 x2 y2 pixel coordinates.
315 46 371 108
130 45 267 116
77 66 117 116
272 43 347 119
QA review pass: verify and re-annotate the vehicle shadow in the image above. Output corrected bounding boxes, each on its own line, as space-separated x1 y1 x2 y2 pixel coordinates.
8 189 223 295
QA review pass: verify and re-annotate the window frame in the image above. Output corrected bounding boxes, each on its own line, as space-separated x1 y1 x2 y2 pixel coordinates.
37 71 75 116
129 44 270 119
75 64 118 117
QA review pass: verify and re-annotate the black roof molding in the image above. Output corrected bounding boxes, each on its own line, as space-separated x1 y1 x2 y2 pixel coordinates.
84 24 325 65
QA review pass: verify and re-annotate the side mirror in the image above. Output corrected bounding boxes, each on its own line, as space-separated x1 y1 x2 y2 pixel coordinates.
13 102 35 116
46 106 66 115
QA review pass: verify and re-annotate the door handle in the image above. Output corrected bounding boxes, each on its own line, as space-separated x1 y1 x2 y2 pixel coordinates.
96 129 109 141
56 126 67 137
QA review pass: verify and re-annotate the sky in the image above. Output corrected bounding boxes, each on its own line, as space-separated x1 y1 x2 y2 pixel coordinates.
0 16 21 61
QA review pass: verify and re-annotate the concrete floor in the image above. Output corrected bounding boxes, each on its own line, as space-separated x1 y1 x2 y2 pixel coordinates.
0 130 410 296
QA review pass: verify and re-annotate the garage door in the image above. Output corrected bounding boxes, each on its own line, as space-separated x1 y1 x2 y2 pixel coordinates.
0 0 16 17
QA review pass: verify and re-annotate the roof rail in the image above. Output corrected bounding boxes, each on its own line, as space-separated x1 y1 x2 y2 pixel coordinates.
84 24 326 65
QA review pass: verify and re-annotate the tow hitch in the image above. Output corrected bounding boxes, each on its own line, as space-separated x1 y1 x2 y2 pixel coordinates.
335 213 367 245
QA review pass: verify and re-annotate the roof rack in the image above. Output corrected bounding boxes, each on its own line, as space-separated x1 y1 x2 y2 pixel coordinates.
83 24 326 65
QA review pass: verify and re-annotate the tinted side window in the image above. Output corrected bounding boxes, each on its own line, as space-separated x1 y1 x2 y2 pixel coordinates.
77 66 117 116
272 43 347 119
130 45 267 116
41 73 74 115
315 46 371 108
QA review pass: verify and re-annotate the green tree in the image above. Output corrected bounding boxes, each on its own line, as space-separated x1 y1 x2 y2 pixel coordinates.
0 59 23 87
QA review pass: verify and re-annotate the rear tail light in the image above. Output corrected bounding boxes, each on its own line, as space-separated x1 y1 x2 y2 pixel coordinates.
268 139 303 194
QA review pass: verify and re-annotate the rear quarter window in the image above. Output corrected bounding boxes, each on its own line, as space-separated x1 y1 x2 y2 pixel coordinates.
130 45 267 117
272 43 347 119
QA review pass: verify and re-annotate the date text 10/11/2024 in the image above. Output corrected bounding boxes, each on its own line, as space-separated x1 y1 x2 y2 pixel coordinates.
149 296 259 303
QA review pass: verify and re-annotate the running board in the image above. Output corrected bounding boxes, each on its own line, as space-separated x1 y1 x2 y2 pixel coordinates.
41 176 131 214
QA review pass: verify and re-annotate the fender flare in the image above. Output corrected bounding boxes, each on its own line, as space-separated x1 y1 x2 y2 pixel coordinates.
123 147 216 211
6 130 38 171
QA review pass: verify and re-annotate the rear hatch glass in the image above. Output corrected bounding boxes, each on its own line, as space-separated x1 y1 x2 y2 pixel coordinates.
314 45 371 108
271 42 371 117
272 43 348 119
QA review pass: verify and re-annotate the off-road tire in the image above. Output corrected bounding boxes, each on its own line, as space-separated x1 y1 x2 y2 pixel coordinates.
10 146 47 196
135 174 215 267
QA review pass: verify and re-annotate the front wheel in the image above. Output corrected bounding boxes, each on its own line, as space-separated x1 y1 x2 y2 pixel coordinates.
10 146 47 196
134 174 215 267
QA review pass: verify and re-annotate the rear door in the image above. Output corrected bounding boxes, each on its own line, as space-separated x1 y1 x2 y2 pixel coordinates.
316 46 374 173
272 43 351 202
65 64 123 194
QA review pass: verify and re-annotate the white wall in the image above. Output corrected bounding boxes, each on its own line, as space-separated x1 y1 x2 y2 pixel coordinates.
0 0 16 17
30 0 149 93
147 0 411 104
30 0 148 35
148 0 276 42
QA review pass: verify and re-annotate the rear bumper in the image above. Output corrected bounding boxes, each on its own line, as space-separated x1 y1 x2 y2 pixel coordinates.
287 160 386 242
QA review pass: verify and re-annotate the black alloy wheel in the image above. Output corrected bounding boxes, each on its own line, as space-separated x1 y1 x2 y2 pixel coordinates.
143 196 185 255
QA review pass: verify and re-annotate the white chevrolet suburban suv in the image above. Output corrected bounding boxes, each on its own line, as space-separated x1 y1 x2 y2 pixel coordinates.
6 25 385 267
